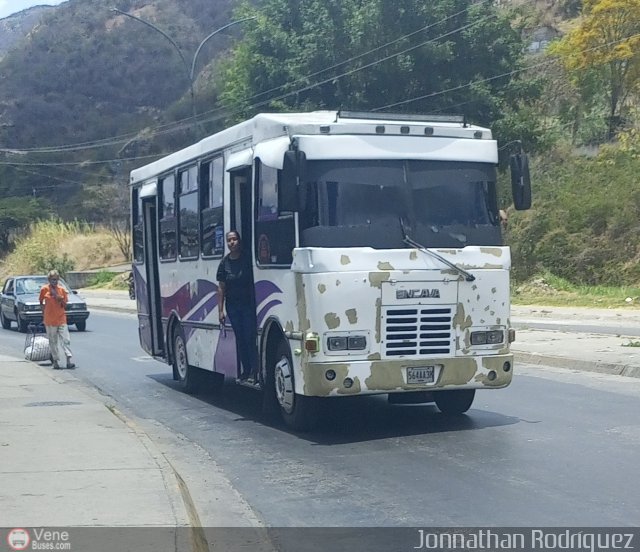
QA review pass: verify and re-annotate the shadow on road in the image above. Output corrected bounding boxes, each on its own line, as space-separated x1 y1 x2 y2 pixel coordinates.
148 372 519 444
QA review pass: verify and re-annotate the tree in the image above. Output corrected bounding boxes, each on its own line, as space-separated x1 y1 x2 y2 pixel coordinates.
217 0 533 133
0 197 50 255
549 0 640 138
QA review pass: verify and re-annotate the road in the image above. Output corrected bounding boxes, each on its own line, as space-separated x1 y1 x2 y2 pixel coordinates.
2 311 640 527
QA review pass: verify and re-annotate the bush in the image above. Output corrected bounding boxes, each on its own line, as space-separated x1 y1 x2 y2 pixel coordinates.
508 142 640 286
87 271 117 287
34 253 75 279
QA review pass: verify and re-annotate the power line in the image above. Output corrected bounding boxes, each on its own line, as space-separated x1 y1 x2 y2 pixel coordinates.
372 32 640 111
2 13 636 165
0 153 164 167
191 12 499 127
243 7 473 105
0 8 479 156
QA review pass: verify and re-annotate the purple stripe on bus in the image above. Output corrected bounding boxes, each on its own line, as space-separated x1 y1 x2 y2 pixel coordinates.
256 299 282 326
254 280 283 305
162 279 218 318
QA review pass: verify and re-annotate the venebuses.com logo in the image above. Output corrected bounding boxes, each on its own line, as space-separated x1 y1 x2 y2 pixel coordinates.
4 528 72 551
6 528 30 551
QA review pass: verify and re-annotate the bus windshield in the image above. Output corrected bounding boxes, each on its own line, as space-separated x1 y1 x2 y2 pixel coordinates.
300 159 501 249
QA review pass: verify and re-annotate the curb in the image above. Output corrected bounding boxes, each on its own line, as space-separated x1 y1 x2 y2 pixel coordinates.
514 352 640 379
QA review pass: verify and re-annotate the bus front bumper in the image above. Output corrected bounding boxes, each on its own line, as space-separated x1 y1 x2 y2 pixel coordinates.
299 354 514 397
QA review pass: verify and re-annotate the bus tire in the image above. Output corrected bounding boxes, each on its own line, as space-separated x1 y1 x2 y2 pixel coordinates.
434 389 475 415
264 340 319 432
172 325 198 394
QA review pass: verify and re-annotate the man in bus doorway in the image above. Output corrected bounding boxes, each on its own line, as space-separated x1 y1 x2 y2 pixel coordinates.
39 269 75 370
217 230 258 381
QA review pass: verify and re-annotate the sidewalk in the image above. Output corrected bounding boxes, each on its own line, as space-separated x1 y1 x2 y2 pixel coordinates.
511 305 640 378
79 289 640 379
0 350 189 528
0 348 271 547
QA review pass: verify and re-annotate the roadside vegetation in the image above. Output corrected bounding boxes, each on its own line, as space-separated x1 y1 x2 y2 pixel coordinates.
512 272 640 308
0 220 127 280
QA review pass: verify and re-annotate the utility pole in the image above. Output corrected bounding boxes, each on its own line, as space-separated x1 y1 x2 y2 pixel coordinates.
112 9 255 137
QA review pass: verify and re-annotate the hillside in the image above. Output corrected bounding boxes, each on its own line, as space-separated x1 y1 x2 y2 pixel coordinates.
0 5 53 60
0 0 236 215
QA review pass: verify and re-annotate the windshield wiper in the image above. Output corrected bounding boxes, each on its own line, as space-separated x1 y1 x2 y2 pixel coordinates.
399 217 475 282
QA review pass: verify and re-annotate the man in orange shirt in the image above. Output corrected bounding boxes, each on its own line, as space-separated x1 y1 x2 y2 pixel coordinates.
39 269 75 370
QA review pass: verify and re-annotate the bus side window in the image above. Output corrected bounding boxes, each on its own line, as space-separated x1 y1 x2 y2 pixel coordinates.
255 159 295 266
200 156 224 257
159 174 177 261
178 165 199 260
132 188 144 263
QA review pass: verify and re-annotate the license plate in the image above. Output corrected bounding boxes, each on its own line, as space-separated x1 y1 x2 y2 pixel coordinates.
407 366 435 384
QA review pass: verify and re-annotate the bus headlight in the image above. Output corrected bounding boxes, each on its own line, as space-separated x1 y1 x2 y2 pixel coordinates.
470 330 504 345
327 336 348 350
347 336 367 350
326 334 368 352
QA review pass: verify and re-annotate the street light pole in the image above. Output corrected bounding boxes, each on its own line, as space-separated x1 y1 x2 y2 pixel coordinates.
112 9 255 135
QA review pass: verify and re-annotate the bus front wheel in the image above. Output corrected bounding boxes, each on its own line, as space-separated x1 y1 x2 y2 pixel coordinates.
265 341 319 432
434 389 475 414
172 326 198 394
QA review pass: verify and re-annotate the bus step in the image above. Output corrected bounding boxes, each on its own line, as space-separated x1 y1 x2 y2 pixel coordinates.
236 378 261 389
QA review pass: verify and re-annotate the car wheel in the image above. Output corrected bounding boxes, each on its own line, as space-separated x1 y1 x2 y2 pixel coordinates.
434 389 475 414
15 311 27 333
76 321 86 331
263 340 319 431
0 310 10 330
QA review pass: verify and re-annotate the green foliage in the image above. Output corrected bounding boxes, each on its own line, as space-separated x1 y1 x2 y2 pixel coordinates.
218 0 535 134
548 0 640 137
507 141 640 286
87 271 118 287
0 197 51 255
34 253 76 279
622 340 640 347
512 271 640 307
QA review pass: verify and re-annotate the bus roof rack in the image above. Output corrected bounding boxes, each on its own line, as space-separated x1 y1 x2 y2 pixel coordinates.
337 111 465 124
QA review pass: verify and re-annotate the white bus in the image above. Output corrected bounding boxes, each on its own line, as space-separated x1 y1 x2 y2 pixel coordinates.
129 111 531 430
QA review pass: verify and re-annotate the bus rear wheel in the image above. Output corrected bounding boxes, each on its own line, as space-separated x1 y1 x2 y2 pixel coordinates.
434 389 475 414
172 325 198 394
265 341 319 431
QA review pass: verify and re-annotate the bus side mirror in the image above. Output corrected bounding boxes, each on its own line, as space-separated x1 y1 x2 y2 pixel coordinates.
510 153 532 210
280 150 306 212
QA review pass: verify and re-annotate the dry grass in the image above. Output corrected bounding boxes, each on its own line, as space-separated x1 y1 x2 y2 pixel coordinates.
0 220 127 279
59 233 126 270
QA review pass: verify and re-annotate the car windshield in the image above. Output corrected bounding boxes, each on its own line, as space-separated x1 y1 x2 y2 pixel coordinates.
16 277 70 295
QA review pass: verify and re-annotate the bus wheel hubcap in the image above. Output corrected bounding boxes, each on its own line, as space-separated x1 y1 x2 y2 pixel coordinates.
274 356 294 414
176 337 187 379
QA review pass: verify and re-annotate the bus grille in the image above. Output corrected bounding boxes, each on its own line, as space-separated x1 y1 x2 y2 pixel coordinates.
382 306 453 357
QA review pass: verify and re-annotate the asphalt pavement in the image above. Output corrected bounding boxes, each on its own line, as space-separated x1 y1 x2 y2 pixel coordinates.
1 288 638 535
